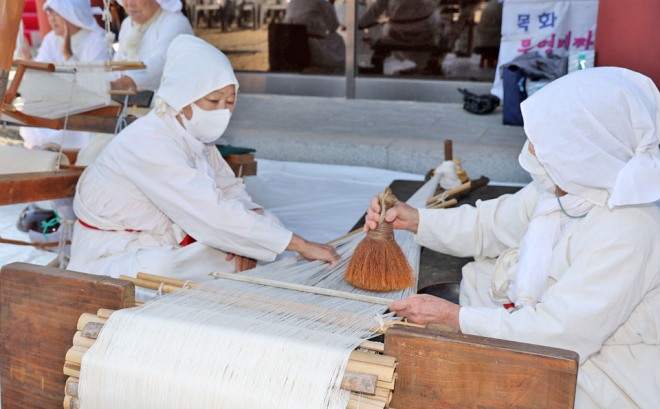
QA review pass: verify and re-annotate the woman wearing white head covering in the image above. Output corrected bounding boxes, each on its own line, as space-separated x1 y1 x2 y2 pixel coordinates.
69 35 338 296
19 0 107 149
110 0 193 91
363 67 660 408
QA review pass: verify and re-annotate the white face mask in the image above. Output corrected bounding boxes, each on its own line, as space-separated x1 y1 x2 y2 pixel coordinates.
181 103 232 143
519 141 556 193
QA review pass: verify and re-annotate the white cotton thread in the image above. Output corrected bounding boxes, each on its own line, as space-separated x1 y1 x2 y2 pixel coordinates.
157 282 164 296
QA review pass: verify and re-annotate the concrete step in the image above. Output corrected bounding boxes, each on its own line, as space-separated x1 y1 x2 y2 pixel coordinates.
224 94 531 183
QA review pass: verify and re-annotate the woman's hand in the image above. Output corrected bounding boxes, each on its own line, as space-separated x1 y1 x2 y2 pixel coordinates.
226 253 257 273
388 294 461 330
111 75 137 90
62 25 73 61
287 234 340 263
363 196 420 234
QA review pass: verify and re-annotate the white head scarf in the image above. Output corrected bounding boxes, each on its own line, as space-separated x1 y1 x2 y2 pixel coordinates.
521 67 660 208
510 67 660 310
155 35 239 179
43 0 104 33
117 0 182 13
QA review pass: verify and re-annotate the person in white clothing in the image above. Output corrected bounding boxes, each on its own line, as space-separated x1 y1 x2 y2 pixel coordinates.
69 35 338 294
283 0 345 72
364 68 660 408
111 0 193 91
19 0 107 150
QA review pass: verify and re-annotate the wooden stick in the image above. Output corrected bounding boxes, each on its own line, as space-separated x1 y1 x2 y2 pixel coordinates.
136 272 198 289
345 359 395 383
119 275 181 293
59 164 86 171
209 272 394 306
350 350 396 368
444 140 453 161
429 198 458 209
108 89 137 96
97 308 116 319
0 237 68 248
12 60 55 72
65 346 88 365
347 393 386 409
426 181 472 205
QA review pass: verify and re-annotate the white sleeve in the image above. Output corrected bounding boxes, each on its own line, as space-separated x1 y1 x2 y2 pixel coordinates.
210 149 261 210
415 183 539 259
120 134 292 261
459 207 660 363
124 13 193 91
35 33 59 62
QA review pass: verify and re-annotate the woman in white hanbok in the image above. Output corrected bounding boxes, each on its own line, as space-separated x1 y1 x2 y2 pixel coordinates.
69 36 338 296
365 67 660 408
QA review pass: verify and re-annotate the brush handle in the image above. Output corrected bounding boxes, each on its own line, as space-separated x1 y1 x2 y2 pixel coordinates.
377 188 399 225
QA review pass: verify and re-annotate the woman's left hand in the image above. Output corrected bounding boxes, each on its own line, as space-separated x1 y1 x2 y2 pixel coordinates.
226 253 257 273
388 294 462 331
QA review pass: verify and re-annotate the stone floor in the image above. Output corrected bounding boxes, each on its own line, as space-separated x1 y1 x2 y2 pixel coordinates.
225 94 531 183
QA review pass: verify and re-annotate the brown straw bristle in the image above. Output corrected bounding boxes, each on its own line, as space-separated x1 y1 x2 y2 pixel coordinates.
344 220 415 292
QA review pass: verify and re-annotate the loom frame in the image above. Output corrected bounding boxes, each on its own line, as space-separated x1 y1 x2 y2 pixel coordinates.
0 262 578 408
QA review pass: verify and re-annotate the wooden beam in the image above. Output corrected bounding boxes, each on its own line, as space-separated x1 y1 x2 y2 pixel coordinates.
61 114 137 133
0 170 83 205
111 89 154 108
384 325 578 408
0 263 135 408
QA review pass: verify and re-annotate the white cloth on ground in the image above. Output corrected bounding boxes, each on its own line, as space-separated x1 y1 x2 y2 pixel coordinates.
415 185 660 408
521 67 660 208
283 0 345 70
20 25 107 149
43 0 104 33
111 10 193 91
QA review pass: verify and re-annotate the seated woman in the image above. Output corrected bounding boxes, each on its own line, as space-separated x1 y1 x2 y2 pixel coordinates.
69 35 338 291
364 68 660 408
20 0 107 150
111 0 193 92
283 0 345 72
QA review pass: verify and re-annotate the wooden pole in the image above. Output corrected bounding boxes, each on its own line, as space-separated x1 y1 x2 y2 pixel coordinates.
209 272 394 306
444 140 453 161
0 0 27 105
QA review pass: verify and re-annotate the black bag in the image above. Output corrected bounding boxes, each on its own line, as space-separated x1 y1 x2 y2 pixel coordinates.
458 88 500 115
268 23 310 72
502 65 528 126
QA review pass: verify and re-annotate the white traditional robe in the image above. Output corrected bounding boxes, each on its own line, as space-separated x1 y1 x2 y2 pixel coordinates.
20 29 106 149
69 110 293 287
415 183 660 408
283 0 345 71
112 10 193 91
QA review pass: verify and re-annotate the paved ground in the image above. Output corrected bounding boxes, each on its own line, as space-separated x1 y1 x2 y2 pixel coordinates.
225 94 531 183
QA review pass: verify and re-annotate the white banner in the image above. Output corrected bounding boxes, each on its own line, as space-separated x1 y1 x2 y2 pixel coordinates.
492 0 599 97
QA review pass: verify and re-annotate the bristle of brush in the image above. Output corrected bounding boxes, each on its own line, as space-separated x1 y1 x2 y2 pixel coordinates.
344 235 415 292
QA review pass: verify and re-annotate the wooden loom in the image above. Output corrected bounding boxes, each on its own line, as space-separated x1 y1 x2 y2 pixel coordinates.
0 262 579 408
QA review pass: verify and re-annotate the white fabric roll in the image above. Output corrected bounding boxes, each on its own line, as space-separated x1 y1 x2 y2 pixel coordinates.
0 145 70 175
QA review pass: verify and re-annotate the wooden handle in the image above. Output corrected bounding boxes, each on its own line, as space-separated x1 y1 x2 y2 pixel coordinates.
444 140 453 161
426 181 472 206
12 60 55 72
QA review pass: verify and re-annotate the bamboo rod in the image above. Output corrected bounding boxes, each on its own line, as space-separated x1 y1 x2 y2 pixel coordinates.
209 272 394 306
0 237 67 248
136 272 198 289
63 394 80 409
59 164 86 171
66 346 88 365
341 371 378 395
97 308 116 319
358 340 384 353
429 198 458 209
63 361 80 377
376 373 397 390
73 331 95 349
77 313 107 331
348 393 386 409
108 89 137 96
350 350 396 368
65 377 78 398
345 359 395 383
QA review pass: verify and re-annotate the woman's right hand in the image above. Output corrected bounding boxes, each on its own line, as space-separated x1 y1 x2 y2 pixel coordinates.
287 234 340 263
363 196 420 234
